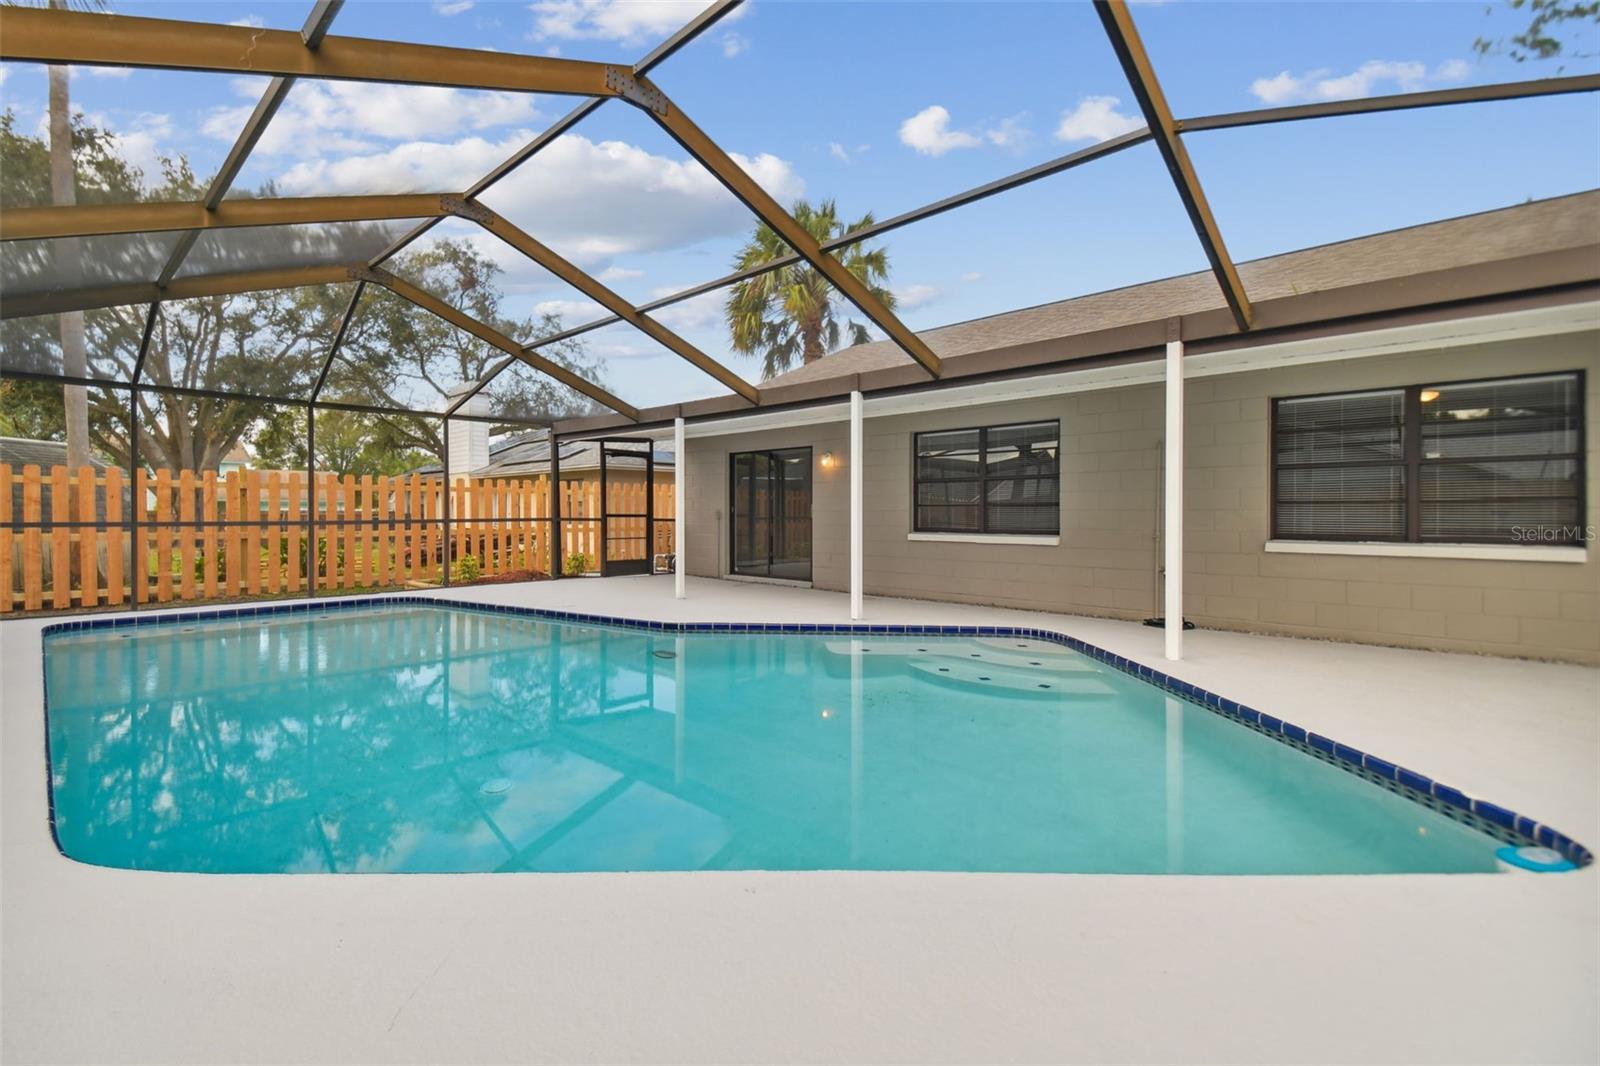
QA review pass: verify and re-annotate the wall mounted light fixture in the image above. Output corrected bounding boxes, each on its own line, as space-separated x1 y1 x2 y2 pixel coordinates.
820 451 836 470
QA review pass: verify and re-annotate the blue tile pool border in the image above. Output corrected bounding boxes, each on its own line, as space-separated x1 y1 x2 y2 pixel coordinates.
40 592 1594 870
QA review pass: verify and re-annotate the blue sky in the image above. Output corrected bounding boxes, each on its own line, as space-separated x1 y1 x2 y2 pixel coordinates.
2 0 1597 408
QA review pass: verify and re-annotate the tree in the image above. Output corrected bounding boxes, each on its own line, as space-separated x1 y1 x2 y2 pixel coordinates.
250 407 434 477
0 379 67 440
724 199 895 380
1476 0 1600 65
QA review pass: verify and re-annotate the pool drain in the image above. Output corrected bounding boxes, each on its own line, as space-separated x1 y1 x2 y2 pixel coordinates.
478 777 514 796
652 649 677 659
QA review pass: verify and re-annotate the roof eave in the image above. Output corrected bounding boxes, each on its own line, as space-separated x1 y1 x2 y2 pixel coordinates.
550 242 1600 438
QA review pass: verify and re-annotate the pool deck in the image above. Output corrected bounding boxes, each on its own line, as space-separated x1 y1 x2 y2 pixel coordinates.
3 576 1596 1065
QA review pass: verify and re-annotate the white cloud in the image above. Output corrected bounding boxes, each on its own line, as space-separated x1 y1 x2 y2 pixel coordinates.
65 65 134 79
892 283 941 310
534 298 604 320
828 142 851 163
530 0 734 46
960 271 983 283
984 114 1031 150
899 105 981 156
1054 96 1142 143
721 32 748 58
203 79 540 158
434 0 474 14
598 265 643 282
228 15 266 28
900 105 1034 157
1249 59 1469 105
650 289 723 333
272 130 803 275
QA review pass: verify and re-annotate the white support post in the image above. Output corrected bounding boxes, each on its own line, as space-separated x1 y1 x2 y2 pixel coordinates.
1164 324 1184 661
849 390 864 621
673 416 686 600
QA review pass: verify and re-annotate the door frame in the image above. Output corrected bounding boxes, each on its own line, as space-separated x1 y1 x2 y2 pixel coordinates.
599 437 655 577
726 446 813 581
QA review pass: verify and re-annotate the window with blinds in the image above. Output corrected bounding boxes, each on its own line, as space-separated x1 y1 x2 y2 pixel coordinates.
1272 372 1585 544
914 420 1060 535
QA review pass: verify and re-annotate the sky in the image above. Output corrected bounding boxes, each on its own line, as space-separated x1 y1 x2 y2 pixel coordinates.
2 0 1597 410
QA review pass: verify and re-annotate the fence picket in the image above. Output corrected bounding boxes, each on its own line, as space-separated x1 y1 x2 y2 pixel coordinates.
178 469 197 601
202 471 219 600
264 471 282 595
132 468 148 604
244 470 262 595
104 468 124 607
0 465 13 612
223 471 242 597
75 466 98 608
341 475 356 590
49 465 71 609
286 472 302 594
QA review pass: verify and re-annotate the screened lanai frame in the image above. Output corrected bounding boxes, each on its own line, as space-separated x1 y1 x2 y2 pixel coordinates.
0 0 1596 601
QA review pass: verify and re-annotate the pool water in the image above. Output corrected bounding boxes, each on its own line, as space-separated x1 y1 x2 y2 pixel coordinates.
43 603 1505 874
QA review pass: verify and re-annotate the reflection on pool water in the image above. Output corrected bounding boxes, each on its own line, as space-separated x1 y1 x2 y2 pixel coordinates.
44 603 1505 874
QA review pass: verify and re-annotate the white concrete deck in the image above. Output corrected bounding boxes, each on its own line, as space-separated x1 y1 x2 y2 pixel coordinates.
3 577 1596 1065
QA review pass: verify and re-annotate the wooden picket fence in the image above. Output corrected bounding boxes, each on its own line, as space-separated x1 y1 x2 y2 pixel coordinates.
0 463 675 614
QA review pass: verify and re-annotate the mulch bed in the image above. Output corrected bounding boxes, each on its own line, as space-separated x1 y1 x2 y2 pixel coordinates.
459 570 551 586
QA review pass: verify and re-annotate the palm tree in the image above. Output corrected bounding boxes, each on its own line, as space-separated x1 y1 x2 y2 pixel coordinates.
724 199 895 380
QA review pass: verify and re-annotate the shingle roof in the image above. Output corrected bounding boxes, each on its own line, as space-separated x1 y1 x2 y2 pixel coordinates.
0 437 113 472
762 191 1600 389
1 437 120 522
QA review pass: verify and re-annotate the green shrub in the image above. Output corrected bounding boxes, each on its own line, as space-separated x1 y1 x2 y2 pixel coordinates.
563 551 591 577
453 553 481 583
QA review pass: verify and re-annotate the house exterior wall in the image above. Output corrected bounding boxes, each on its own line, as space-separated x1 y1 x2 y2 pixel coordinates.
685 331 1599 663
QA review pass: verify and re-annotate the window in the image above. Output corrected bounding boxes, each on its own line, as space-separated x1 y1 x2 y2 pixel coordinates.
1272 372 1585 545
914 420 1060 535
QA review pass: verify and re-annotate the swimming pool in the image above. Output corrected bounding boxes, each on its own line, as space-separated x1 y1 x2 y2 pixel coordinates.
41 599 1585 874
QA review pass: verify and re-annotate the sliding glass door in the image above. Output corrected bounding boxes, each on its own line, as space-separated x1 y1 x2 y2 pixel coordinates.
729 447 812 581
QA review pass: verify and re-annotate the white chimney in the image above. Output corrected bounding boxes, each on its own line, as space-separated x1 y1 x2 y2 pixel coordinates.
445 386 491 476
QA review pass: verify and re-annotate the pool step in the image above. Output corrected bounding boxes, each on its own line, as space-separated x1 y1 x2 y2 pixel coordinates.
823 639 1099 673
907 659 1116 699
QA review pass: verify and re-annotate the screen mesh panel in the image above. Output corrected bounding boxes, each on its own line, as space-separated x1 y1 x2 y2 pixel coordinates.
176 219 427 279
0 305 152 381
2 233 182 297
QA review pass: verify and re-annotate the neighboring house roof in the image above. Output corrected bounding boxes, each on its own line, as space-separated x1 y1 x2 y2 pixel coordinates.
1 437 121 522
750 190 1600 389
0 436 114 472
221 442 252 465
414 437 674 478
